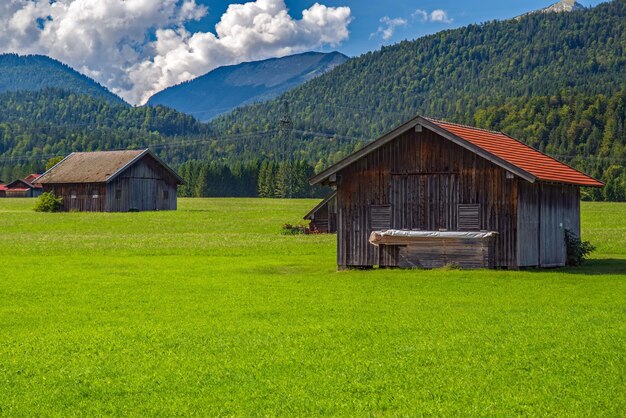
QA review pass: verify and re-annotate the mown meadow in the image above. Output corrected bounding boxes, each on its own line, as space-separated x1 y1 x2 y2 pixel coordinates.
0 198 624 416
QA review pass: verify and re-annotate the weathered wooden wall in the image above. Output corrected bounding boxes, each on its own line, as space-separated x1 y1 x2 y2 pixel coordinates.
43 154 178 212
310 204 330 232
106 155 177 212
335 128 519 269
43 183 106 211
309 197 337 233
5 190 32 198
397 237 495 269
517 182 580 267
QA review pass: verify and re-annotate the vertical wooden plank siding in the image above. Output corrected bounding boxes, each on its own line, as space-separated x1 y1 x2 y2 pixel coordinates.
516 181 540 267
310 204 330 232
517 182 581 268
335 129 519 268
106 155 178 212
43 183 106 212
537 183 580 267
43 154 178 212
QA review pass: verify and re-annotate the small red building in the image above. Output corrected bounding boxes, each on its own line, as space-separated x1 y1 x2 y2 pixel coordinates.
3 174 42 198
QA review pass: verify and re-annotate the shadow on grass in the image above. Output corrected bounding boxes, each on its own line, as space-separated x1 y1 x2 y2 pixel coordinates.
525 258 626 276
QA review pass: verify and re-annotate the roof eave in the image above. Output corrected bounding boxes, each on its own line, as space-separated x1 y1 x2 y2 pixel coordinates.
309 115 538 185
418 117 537 183
309 115 423 185
303 191 337 220
539 179 605 188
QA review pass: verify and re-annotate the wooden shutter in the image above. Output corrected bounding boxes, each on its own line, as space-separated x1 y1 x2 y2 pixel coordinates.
457 204 480 231
370 205 392 231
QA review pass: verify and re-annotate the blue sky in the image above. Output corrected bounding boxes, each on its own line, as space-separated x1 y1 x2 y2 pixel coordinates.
191 0 607 57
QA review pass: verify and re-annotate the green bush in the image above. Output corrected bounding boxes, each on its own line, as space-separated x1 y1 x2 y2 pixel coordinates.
34 192 62 212
565 229 596 266
281 223 309 235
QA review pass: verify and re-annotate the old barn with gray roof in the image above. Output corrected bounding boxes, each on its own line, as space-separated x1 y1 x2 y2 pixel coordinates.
35 149 183 212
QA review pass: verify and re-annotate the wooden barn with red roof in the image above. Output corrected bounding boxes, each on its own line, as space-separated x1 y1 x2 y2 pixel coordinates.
310 115 603 270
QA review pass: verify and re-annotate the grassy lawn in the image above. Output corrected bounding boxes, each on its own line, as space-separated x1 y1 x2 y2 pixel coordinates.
0 198 624 416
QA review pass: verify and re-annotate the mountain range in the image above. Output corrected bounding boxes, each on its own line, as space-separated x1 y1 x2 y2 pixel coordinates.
146 51 348 121
0 54 124 105
211 0 625 144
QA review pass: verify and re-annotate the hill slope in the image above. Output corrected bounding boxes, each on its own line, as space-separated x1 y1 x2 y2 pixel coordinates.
206 0 625 198
0 54 125 105
213 0 625 139
146 51 348 121
0 89 209 179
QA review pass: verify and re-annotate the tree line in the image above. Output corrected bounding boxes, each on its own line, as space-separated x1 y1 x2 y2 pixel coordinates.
177 160 328 198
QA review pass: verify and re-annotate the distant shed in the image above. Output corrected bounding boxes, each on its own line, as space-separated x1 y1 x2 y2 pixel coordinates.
304 192 337 233
310 115 604 270
4 177 42 198
35 149 183 212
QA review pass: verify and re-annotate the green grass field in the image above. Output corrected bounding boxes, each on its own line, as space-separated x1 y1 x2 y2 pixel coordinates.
0 198 624 416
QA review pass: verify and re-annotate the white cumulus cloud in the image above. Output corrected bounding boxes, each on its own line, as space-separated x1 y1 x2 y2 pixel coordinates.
0 0 352 104
412 8 453 24
429 9 453 24
371 16 408 41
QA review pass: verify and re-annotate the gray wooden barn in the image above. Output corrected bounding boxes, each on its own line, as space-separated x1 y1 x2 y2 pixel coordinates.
35 149 183 212
310 116 604 269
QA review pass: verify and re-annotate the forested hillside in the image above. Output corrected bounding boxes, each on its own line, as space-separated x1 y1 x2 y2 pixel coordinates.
0 54 124 105
0 89 208 180
0 89 327 198
213 0 626 137
208 0 626 200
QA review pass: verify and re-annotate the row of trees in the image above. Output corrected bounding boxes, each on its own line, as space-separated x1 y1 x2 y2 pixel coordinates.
177 160 328 198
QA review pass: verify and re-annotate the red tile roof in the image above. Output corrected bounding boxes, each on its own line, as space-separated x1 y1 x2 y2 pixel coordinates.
24 173 41 183
427 119 604 187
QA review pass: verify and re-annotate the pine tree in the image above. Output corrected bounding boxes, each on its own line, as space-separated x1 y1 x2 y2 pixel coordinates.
195 163 210 197
257 160 270 198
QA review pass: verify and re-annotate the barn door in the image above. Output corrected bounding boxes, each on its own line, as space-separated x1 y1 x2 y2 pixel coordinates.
391 174 458 230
